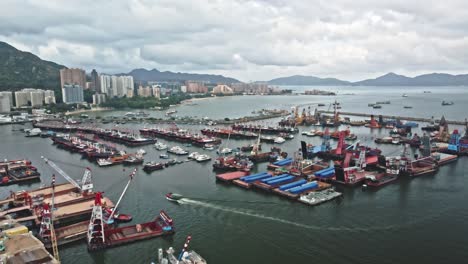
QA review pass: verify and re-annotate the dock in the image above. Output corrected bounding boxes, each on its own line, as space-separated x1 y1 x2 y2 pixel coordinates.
318 110 467 125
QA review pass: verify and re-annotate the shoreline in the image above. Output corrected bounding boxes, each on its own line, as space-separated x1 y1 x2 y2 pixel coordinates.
65 107 114 116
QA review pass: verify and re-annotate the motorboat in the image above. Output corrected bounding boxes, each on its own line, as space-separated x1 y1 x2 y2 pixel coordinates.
143 162 165 172
168 146 188 155
160 153 169 159
155 142 168 150
203 144 215 150
273 137 286 144
195 154 211 162
188 152 200 160
165 193 183 203
217 147 232 155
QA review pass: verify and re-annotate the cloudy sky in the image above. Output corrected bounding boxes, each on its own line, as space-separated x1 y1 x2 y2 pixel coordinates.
1 0 468 82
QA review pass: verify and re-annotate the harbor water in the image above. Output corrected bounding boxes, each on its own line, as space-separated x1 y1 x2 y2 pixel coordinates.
0 86 467 264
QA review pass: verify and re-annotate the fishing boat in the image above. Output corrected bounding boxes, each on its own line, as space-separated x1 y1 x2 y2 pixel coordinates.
165 193 183 203
143 162 165 172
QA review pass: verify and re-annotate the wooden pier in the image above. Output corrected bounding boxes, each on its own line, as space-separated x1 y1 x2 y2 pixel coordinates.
318 110 467 125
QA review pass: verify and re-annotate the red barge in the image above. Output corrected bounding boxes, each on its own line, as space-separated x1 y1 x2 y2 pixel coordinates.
87 193 174 251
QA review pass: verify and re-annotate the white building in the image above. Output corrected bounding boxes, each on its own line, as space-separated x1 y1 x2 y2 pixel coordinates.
14 91 30 108
30 91 44 107
180 85 187 93
44 90 56 104
0 93 11 112
62 84 84 104
212 84 234 94
92 93 107 105
152 85 161 99
100 75 134 98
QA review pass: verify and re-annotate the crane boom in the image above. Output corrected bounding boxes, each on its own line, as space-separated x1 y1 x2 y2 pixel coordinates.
108 168 137 222
41 156 93 192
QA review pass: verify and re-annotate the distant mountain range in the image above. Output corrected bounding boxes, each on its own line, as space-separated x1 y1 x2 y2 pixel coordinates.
0 41 66 92
267 75 350 86
122 68 240 84
268 72 468 86
1 41 468 91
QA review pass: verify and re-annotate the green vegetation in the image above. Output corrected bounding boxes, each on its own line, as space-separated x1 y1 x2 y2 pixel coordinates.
101 94 193 109
0 42 65 97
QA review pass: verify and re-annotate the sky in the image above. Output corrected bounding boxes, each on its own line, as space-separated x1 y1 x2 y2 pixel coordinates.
1 0 468 82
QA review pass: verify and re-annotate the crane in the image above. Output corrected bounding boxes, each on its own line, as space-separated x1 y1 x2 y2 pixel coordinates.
41 156 93 194
106 168 137 224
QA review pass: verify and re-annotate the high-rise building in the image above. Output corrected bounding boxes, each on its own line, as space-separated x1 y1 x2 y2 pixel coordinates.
14 91 29 107
137 86 152 97
92 93 106 105
100 75 134 98
30 91 44 107
212 84 234 94
185 81 208 93
152 85 161 98
0 91 13 107
91 69 100 92
62 84 84 104
60 68 86 89
43 90 56 105
0 93 11 112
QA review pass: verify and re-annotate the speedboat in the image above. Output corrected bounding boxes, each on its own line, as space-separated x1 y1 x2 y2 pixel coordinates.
160 153 169 159
154 142 168 150
273 137 286 144
166 193 183 203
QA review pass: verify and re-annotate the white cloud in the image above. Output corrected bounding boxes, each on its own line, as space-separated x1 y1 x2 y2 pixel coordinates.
1 0 468 81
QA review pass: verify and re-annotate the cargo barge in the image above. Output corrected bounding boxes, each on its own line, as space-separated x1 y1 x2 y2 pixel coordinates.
231 124 298 134
201 128 258 140
88 210 174 251
0 159 41 186
140 128 221 147
298 189 342 206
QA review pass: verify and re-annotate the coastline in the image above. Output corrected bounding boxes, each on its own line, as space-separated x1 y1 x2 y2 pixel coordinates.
65 107 114 116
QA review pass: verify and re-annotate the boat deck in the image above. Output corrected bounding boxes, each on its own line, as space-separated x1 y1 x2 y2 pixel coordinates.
232 180 251 189
53 197 114 221
432 152 458 166
42 192 94 206
2 233 59 263
216 171 249 182
28 183 78 198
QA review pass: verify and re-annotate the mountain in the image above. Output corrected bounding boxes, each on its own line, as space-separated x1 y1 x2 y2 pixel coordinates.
267 75 350 86
353 72 468 86
124 68 241 84
0 41 66 91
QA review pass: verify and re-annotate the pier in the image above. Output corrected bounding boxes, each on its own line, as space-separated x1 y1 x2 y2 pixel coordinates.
318 110 467 125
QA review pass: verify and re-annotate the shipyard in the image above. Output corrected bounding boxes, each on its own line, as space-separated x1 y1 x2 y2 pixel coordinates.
1 2 468 263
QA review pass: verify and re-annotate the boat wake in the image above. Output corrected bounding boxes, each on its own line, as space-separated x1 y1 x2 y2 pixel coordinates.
180 198 449 232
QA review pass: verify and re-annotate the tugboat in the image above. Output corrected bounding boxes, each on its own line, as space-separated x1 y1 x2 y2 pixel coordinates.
165 193 183 203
